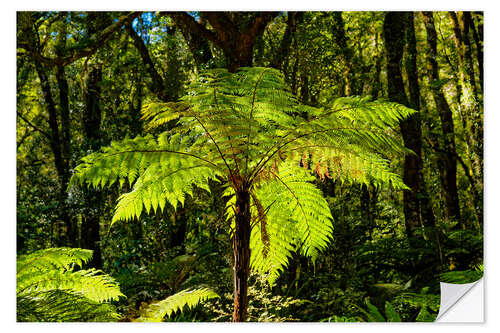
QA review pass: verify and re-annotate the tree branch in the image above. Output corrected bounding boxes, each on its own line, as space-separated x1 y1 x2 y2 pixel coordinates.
17 111 51 139
125 21 171 101
270 12 300 70
166 12 222 49
20 12 141 68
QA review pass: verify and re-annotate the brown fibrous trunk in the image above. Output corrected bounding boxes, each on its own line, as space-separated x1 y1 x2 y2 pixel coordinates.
232 188 251 322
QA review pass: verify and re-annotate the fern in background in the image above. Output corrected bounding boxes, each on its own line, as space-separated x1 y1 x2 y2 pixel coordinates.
395 287 440 322
17 247 124 322
357 299 401 322
71 67 414 320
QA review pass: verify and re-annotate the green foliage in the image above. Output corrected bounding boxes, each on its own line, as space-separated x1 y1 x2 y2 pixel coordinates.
363 299 386 322
71 67 413 287
205 274 307 322
359 299 402 322
396 287 440 322
17 248 124 322
322 294 438 322
443 230 483 270
439 264 483 284
224 162 333 284
16 11 484 323
323 315 359 322
137 287 219 322
305 284 367 322
384 301 402 322
114 254 198 301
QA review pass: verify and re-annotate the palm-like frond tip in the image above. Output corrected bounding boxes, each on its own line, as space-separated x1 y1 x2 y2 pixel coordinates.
137 287 219 322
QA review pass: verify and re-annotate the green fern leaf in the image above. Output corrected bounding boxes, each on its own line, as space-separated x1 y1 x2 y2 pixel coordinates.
365 299 385 322
17 248 124 322
385 301 402 322
137 287 219 322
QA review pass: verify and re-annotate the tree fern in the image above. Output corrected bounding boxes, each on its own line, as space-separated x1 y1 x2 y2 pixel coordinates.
137 287 219 322
17 248 124 322
71 67 415 320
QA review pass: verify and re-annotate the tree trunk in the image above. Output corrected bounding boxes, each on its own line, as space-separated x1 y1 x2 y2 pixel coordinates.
470 12 483 92
170 14 214 69
369 51 383 99
169 205 187 253
169 12 277 72
404 12 438 233
79 12 111 268
126 22 173 102
449 11 483 201
81 63 104 268
270 12 301 70
360 185 376 241
232 189 251 322
461 12 479 98
461 12 483 193
421 12 462 225
54 18 77 245
34 60 75 246
383 12 421 241
331 11 354 96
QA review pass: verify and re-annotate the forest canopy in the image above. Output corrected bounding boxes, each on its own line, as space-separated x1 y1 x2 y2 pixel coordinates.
16 11 483 322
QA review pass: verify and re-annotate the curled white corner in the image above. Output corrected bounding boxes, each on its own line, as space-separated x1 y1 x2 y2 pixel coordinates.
436 278 484 322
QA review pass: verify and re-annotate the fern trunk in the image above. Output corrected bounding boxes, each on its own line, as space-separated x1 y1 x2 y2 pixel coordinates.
232 189 251 322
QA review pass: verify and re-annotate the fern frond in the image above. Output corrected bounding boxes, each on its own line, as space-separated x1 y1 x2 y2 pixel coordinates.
17 248 124 322
17 247 93 274
70 133 218 190
287 145 408 190
249 163 333 285
137 287 219 322
18 268 124 303
111 158 220 223
17 290 121 322
384 301 402 322
330 96 416 129
363 299 385 322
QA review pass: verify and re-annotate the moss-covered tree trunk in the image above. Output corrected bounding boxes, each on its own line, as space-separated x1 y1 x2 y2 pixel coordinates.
80 12 111 268
449 11 483 226
404 12 438 233
21 10 75 247
81 62 104 269
232 188 251 322
34 60 75 246
449 12 483 185
54 17 77 246
384 12 421 241
421 12 462 226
